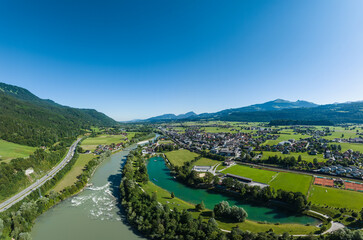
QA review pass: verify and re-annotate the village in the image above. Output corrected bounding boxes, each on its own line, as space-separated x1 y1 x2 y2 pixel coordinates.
155 124 363 180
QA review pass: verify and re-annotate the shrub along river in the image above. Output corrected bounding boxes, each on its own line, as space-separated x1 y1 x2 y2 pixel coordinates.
31 145 317 240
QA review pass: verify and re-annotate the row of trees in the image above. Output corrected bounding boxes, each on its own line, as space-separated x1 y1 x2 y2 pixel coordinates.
222 177 308 213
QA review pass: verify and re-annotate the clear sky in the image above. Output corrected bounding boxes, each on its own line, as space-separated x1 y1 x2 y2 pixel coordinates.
0 0 362 121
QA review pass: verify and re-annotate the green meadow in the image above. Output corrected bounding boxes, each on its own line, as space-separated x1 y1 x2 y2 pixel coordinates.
0 139 36 162
164 149 198 166
81 133 134 151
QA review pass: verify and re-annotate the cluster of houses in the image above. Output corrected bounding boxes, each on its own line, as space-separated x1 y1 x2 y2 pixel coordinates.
159 126 278 159
93 142 125 155
318 165 363 179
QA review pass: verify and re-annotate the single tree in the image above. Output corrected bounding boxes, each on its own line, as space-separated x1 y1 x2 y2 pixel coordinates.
171 192 175 199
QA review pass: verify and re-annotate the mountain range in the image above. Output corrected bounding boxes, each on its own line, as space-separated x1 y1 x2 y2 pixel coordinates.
0 82 117 146
140 99 363 124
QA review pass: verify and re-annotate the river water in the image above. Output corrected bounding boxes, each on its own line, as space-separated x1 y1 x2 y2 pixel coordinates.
32 144 316 239
31 144 143 240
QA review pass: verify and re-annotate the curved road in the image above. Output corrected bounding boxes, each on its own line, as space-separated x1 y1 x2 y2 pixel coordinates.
0 138 82 212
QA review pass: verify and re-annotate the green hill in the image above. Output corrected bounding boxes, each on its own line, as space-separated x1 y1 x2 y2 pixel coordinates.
0 82 117 146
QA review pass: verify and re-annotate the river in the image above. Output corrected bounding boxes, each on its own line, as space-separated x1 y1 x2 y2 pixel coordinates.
32 144 316 239
31 144 143 240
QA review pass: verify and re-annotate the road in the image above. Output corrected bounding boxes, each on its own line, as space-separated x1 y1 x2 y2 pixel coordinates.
0 138 82 212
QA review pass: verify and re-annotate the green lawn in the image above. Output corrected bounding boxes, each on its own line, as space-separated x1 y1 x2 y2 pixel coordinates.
308 185 363 211
141 181 318 234
259 151 326 163
0 139 36 162
193 157 221 166
221 165 277 183
81 134 133 151
269 172 313 195
53 154 95 192
165 149 198 166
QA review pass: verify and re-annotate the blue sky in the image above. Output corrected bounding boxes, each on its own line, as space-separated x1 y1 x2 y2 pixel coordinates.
0 0 362 121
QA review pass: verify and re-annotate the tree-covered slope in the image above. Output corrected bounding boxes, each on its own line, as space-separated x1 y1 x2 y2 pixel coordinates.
0 82 117 146
213 101 363 123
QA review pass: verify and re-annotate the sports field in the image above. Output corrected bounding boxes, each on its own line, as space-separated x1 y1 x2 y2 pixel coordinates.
53 154 95 192
0 139 36 162
308 185 363 211
81 133 133 151
269 172 313 195
164 149 198 166
221 165 277 183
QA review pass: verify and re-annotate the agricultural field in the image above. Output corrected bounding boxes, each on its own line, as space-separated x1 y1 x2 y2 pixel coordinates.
53 154 95 192
0 139 36 162
269 172 313 195
192 157 221 166
221 165 277 183
165 149 198 166
81 133 134 151
308 185 363 211
258 151 325 163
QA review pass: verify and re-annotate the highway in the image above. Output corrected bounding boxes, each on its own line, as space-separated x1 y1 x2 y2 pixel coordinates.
0 138 82 212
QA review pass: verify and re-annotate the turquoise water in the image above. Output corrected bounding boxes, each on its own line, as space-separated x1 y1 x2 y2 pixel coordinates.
147 156 318 224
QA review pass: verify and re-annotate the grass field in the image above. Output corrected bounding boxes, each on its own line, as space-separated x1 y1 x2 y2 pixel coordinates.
0 139 36 162
165 149 198 166
53 154 95 192
269 172 313 195
142 181 318 234
322 127 359 140
308 185 363 211
221 165 277 183
192 157 221 166
259 151 326 163
262 133 311 146
330 142 363 153
81 133 134 151
201 127 238 133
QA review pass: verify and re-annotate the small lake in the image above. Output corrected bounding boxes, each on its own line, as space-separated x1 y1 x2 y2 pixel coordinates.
147 156 318 225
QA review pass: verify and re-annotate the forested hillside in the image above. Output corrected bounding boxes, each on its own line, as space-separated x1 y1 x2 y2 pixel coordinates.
0 82 117 147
